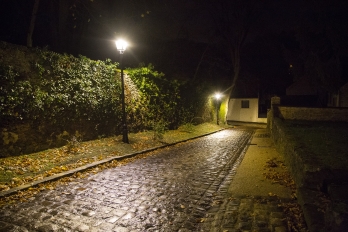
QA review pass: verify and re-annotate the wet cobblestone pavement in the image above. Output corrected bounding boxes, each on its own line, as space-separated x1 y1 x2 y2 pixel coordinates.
0 129 288 231
198 195 288 232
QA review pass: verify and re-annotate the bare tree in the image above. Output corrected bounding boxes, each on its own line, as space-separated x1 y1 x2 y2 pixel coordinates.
284 0 348 93
27 0 40 47
204 0 262 122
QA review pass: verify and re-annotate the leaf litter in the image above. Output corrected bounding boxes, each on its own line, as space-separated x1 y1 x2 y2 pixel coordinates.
262 157 308 232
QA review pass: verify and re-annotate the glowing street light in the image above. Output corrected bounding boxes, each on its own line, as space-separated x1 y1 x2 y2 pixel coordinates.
214 93 222 125
214 93 222 100
115 39 129 143
115 39 128 54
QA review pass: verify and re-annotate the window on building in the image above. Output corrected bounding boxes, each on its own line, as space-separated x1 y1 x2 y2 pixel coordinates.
241 100 249 108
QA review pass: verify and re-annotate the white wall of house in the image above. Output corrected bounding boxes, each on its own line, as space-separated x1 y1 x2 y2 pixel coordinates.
227 98 267 123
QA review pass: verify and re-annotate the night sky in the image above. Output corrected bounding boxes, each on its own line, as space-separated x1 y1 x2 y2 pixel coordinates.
1 0 348 95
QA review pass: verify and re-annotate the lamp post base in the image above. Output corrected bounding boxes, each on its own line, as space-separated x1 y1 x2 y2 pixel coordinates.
122 125 129 143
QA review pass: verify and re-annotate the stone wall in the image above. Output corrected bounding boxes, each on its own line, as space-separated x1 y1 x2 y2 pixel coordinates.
268 115 329 231
274 106 348 122
269 117 334 190
268 102 348 231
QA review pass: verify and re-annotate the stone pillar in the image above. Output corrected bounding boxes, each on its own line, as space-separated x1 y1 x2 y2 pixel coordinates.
271 96 280 109
268 96 281 130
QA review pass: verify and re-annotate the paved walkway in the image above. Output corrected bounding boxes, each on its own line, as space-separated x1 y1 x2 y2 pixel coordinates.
199 127 294 231
0 127 300 231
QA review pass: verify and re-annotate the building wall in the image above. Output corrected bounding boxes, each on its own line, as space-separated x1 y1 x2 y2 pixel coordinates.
227 98 267 123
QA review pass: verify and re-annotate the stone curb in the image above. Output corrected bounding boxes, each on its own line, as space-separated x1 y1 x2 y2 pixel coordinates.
296 187 326 232
0 129 225 198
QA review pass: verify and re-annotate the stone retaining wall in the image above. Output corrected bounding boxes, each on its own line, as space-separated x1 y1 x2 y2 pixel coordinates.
269 117 334 190
268 109 348 231
274 106 348 122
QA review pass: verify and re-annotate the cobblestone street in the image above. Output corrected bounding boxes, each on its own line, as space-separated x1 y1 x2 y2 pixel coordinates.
0 128 288 231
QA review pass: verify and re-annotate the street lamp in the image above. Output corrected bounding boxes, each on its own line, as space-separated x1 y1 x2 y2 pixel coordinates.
214 93 222 125
115 39 129 143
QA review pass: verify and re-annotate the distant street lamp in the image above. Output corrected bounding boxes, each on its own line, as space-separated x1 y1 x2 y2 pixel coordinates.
214 93 222 125
115 39 129 143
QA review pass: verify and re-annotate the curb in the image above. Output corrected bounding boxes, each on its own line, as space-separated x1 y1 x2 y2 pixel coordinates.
0 129 225 198
296 187 326 232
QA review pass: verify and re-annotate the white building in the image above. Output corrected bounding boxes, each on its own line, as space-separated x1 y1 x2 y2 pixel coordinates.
226 83 267 123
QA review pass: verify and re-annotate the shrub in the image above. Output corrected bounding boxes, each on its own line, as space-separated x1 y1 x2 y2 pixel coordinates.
179 123 195 133
152 120 168 141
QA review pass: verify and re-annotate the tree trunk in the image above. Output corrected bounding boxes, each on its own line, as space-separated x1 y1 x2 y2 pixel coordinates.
51 0 71 52
27 0 40 47
223 47 241 124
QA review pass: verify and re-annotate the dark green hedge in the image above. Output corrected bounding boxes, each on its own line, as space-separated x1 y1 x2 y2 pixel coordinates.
0 42 121 136
0 42 213 157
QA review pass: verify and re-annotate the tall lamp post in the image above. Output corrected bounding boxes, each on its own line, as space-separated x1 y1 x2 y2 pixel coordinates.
214 93 222 125
115 39 129 143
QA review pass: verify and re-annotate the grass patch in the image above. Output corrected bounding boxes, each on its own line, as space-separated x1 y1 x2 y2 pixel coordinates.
283 120 348 169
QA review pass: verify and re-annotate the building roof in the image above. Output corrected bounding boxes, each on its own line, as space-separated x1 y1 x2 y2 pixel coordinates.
230 81 258 98
286 77 318 96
